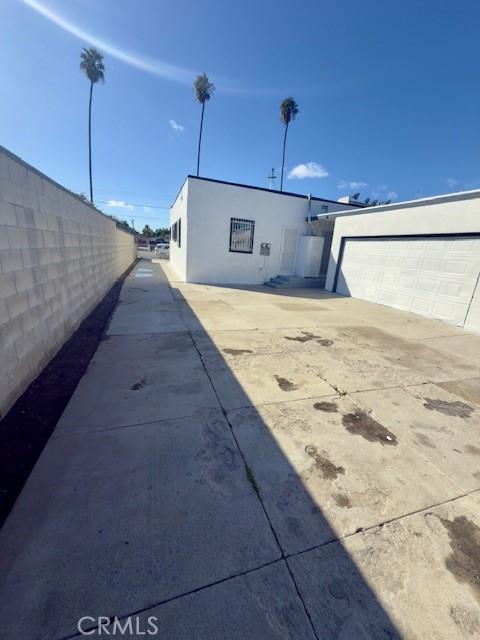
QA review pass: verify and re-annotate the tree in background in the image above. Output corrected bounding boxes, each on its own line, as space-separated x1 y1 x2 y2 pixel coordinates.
279 97 299 191
80 47 105 203
142 225 154 237
194 73 215 177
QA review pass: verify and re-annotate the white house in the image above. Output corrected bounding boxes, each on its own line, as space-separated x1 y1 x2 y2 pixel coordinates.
169 176 480 332
169 175 362 286
322 189 480 332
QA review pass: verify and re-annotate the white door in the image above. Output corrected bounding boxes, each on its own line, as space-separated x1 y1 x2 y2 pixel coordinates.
279 228 298 275
336 236 480 326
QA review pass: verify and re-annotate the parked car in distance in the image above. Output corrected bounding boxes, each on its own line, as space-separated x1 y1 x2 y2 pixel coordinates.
154 242 170 258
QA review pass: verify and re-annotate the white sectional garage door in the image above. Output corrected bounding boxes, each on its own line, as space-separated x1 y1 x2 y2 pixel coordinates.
336 236 480 326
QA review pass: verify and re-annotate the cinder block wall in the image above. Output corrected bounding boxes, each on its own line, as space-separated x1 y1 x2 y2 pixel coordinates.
0 146 136 418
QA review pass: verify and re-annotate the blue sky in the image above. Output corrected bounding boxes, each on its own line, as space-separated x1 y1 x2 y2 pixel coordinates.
1 0 480 231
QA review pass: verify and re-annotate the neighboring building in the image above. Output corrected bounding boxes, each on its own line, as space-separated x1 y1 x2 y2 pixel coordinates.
323 190 480 332
169 175 362 285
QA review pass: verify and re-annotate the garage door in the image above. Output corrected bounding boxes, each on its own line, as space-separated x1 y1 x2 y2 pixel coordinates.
335 235 480 326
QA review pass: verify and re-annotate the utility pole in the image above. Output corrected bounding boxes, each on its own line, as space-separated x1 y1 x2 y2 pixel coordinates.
268 168 277 190
131 219 135 232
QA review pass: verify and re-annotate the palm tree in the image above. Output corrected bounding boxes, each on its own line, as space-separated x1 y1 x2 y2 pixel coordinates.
80 47 105 203
194 73 215 177
279 97 299 191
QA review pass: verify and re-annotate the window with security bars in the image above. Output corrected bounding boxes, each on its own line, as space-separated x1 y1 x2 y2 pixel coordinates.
229 218 255 253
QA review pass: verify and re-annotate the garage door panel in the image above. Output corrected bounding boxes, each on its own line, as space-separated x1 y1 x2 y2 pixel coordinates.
336 236 480 326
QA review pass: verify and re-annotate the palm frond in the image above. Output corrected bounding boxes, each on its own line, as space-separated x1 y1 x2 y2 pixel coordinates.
280 97 299 125
80 47 106 84
194 73 215 104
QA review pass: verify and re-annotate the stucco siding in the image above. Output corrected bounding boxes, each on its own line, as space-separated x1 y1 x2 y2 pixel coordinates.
170 177 355 286
325 194 480 332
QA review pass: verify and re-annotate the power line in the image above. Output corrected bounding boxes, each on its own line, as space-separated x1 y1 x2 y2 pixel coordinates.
96 200 170 210
111 215 170 223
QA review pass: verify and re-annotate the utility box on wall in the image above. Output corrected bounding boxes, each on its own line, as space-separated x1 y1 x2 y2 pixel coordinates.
295 236 325 278
260 242 271 256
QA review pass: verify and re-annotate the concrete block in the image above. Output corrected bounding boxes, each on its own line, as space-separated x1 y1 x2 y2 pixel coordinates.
0 201 16 226
0 225 10 249
7 157 28 185
14 326 36 360
0 249 23 273
0 298 10 324
0 272 16 299
0 153 9 179
21 248 40 268
14 268 35 293
26 169 43 194
6 290 29 319
0 176 20 206
7 226 28 249
0 316 23 347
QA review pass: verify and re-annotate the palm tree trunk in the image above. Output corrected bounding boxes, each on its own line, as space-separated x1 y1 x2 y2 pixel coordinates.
88 81 93 203
280 121 289 191
196 101 205 177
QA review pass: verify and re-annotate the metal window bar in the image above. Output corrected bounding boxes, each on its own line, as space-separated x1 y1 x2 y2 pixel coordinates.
230 218 255 253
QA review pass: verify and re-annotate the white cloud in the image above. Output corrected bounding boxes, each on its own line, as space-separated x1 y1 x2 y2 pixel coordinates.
106 200 134 211
446 178 459 188
387 191 398 200
143 206 152 213
288 162 329 180
338 180 367 190
169 119 185 132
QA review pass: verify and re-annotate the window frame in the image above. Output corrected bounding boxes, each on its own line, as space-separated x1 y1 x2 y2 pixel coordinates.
229 217 255 254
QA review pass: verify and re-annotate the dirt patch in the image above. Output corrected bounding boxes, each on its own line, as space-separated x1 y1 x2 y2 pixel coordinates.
284 331 333 347
274 376 299 392
313 401 338 413
305 445 345 480
342 410 398 446
0 260 138 529
416 433 436 449
223 348 253 356
424 398 473 419
440 515 480 602
449 606 480 636
466 445 480 456
333 493 351 508
131 378 147 391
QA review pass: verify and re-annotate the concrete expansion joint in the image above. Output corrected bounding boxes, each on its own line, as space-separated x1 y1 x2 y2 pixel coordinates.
284 487 480 563
173 283 321 640
58 558 284 640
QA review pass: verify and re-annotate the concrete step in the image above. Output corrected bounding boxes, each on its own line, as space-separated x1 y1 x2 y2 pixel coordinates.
264 275 326 289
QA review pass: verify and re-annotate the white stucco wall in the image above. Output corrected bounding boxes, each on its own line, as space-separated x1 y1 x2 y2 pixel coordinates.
325 191 480 331
0 146 136 418
169 179 188 281
170 177 355 285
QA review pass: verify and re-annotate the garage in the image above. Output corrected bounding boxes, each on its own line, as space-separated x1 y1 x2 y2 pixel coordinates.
334 235 480 326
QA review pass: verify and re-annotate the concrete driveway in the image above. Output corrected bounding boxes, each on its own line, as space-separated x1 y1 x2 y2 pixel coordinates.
1 258 480 639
